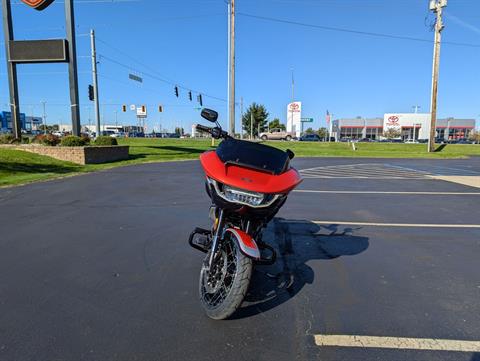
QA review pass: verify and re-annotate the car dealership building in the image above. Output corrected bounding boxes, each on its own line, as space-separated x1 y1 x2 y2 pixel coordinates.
331 113 476 141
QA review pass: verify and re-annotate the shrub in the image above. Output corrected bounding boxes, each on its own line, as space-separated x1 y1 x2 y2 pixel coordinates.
80 134 91 145
21 137 30 144
0 133 14 144
60 135 87 147
94 136 117 146
33 134 60 146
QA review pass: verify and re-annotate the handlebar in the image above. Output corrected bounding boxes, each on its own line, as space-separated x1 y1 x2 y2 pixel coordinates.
196 124 213 134
196 124 230 140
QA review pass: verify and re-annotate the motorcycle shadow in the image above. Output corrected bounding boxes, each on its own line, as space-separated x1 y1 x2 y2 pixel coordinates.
230 218 369 319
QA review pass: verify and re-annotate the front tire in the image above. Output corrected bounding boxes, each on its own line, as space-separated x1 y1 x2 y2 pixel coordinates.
285 135 292 141
261 135 268 141
199 232 252 320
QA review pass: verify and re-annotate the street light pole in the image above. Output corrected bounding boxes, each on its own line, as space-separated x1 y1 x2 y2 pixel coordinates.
41 101 47 135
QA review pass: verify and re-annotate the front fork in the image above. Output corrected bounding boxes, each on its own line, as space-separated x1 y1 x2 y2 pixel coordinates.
206 209 225 271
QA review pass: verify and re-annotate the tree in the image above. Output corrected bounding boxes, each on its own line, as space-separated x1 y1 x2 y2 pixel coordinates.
268 118 286 131
383 128 401 139
242 103 269 138
175 127 184 136
317 127 328 140
304 127 315 134
468 130 480 144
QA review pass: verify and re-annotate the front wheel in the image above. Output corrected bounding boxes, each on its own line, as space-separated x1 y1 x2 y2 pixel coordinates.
199 232 252 320
285 135 292 141
261 135 268 141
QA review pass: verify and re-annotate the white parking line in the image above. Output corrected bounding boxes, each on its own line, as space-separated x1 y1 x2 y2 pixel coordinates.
314 335 480 352
294 190 480 195
311 221 480 228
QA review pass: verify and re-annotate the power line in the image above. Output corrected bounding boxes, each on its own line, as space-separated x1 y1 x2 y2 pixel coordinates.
238 12 480 48
98 53 228 102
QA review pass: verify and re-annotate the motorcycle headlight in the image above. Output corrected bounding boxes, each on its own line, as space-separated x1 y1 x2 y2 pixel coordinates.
208 178 281 208
223 185 264 206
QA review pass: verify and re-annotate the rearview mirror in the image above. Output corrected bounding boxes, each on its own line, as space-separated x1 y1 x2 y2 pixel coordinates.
201 108 218 123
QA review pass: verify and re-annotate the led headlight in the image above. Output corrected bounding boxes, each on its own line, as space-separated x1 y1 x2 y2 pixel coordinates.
222 185 264 206
207 178 282 208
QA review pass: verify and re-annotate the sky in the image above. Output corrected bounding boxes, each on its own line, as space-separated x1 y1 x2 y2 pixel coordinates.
0 0 479 132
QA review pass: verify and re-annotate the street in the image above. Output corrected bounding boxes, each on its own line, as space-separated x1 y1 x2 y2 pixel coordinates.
0 157 479 361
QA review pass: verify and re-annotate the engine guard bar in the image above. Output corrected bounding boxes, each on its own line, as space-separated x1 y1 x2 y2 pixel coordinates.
188 227 211 253
255 242 277 265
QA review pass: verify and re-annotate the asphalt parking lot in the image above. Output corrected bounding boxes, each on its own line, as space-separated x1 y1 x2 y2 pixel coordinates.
0 157 479 361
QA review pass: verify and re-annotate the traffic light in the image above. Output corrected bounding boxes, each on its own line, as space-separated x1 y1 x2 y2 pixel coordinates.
197 94 203 107
141 105 146 113
159 105 163 113
88 85 94 101
188 91 192 101
122 104 127 112
174 86 179 98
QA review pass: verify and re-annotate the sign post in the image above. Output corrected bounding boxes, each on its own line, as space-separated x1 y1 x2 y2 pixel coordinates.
1 0 81 137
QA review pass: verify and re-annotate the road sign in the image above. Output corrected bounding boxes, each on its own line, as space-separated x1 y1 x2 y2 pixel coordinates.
301 118 314 123
136 106 147 118
129 74 143 83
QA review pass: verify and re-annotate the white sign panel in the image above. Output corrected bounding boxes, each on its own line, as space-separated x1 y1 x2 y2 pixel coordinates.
136 106 147 118
383 113 431 139
287 101 302 138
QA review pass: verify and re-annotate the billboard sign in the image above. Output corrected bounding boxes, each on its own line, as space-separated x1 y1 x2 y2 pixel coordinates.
21 0 55 11
287 102 302 138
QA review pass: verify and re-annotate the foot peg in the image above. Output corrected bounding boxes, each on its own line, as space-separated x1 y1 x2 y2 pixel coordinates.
188 227 211 253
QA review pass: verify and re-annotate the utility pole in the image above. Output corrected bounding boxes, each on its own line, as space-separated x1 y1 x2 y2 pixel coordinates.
41 101 47 134
428 0 447 153
90 29 101 137
240 96 244 139
227 0 235 136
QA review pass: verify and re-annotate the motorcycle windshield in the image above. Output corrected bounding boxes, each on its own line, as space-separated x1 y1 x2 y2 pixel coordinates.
215 138 289 175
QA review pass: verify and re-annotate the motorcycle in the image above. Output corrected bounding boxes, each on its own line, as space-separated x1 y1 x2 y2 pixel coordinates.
189 108 303 319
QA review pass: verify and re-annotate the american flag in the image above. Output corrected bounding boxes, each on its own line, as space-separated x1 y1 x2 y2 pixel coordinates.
326 110 331 125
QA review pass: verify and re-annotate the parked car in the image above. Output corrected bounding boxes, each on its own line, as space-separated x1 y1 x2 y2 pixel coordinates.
259 128 294 141
404 139 419 144
111 132 126 138
299 134 321 142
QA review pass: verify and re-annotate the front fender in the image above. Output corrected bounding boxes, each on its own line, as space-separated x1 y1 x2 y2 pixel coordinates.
224 228 260 260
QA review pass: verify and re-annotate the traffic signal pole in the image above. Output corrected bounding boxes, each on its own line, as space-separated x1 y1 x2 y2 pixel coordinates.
90 29 101 137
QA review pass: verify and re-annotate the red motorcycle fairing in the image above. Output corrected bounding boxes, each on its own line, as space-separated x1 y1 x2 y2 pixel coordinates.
200 151 303 194
225 228 260 260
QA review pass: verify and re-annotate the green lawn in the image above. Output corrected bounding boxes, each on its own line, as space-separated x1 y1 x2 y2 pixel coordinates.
1 139 479 187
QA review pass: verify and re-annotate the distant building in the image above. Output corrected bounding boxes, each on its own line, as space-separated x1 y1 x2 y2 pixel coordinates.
0 111 43 132
332 113 476 141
